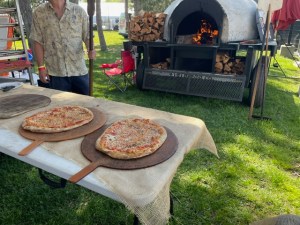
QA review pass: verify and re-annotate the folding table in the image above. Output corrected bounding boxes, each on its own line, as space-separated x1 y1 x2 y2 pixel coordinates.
0 84 218 225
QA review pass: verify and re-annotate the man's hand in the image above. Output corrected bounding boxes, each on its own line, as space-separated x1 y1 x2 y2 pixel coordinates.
39 69 50 83
88 49 96 60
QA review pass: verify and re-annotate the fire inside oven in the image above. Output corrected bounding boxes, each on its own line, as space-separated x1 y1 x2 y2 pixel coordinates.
176 11 219 45
192 19 218 45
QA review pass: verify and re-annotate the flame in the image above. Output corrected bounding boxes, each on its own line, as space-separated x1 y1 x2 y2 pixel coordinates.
193 19 218 45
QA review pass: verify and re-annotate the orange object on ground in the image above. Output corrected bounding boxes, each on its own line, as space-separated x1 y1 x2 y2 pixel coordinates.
0 15 14 76
0 15 14 50
6 17 15 49
0 72 9 77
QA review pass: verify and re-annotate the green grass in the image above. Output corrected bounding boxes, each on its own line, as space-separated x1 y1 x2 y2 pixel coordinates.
1 31 300 225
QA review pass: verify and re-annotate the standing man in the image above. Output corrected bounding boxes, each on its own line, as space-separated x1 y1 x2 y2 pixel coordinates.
30 0 96 95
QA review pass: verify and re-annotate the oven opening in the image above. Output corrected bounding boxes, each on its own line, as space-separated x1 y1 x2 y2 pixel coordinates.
176 11 219 45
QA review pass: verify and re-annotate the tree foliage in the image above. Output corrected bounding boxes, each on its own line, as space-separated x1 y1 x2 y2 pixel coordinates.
141 0 174 12
0 0 14 7
105 0 174 14
18 0 33 49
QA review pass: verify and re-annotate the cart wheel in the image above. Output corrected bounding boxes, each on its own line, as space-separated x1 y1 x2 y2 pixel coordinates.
136 60 145 90
249 59 265 108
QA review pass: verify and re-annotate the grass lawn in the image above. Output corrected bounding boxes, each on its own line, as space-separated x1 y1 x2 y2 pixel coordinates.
1 31 299 225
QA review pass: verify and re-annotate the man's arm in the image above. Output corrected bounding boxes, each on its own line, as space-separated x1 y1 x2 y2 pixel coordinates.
33 41 44 67
33 41 49 83
84 39 96 60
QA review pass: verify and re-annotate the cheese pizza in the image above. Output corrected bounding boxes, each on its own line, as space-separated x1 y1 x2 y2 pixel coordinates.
95 118 167 159
22 105 94 133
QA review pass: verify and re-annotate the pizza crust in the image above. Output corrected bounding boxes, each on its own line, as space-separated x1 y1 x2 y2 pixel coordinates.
95 118 167 159
22 105 94 133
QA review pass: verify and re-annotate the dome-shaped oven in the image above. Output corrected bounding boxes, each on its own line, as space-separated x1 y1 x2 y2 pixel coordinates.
163 0 258 44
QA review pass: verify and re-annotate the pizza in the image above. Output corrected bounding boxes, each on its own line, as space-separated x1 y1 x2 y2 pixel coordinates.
22 105 94 133
95 118 167 159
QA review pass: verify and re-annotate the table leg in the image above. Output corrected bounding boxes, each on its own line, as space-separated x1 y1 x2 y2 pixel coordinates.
133 215 139 225
38 169 67 189
170 192 174 216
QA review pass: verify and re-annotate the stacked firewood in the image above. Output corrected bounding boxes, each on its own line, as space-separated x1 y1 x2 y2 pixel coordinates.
215 52 245 75
150 58 170 69
151 62 169 69
129 11 167 42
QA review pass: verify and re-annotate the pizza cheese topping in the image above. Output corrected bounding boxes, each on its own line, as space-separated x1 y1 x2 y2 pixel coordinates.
95 118 167 159
22 105 94 133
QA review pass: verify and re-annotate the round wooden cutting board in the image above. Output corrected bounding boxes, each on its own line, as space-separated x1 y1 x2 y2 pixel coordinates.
0 94 51 119
84 125 178 169
18 108 107 156
68 125 178 183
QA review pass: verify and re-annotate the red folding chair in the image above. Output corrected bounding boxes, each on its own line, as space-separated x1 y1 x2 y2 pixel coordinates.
100 50 135 92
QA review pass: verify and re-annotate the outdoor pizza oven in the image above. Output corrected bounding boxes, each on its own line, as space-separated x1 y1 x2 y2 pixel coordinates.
163 0 259 44
132 0 277 104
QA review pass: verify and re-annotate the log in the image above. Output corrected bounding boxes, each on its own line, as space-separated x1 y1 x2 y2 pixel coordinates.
151 61 169 69
133 24 141 32
216 54 223 63
224 64 232 73
215 62 223 71
223 54 230 64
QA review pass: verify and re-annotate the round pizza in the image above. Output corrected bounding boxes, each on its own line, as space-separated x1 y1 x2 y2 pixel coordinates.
95 118 167 159
22 105 94 133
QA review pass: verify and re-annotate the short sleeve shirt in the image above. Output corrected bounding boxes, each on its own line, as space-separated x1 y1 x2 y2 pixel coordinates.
30 1 89 76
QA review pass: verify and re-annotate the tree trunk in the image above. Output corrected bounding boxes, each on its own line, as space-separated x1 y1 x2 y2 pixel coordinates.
96 0 107 51
18 0 33 50
133 0 142 16
125 0 130 36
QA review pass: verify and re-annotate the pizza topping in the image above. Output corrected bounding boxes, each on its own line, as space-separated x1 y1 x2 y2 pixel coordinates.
22 105 94 133
95 118 167 159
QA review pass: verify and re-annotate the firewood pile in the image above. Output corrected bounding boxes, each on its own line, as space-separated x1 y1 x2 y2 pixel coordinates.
151 62 168 69
129 11 167 42
215 52 245 75
150 58 170 70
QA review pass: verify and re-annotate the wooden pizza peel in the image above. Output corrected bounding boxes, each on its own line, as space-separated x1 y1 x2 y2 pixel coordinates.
0 94 51 119
68 125 179 183
18 108 107 156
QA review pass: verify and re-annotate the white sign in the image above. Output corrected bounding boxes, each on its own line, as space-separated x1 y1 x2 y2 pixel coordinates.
258 0 283 14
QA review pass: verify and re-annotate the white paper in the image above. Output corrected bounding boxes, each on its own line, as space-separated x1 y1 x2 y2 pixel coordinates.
0 82 23 91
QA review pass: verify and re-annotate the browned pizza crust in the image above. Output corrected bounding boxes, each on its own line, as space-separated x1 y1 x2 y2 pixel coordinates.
95 118 167 159
22 105 94 133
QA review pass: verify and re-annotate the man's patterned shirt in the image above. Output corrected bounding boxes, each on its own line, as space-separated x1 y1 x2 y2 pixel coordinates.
30 1 89 76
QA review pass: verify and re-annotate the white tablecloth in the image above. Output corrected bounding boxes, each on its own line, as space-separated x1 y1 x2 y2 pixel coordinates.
0 84 218 225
